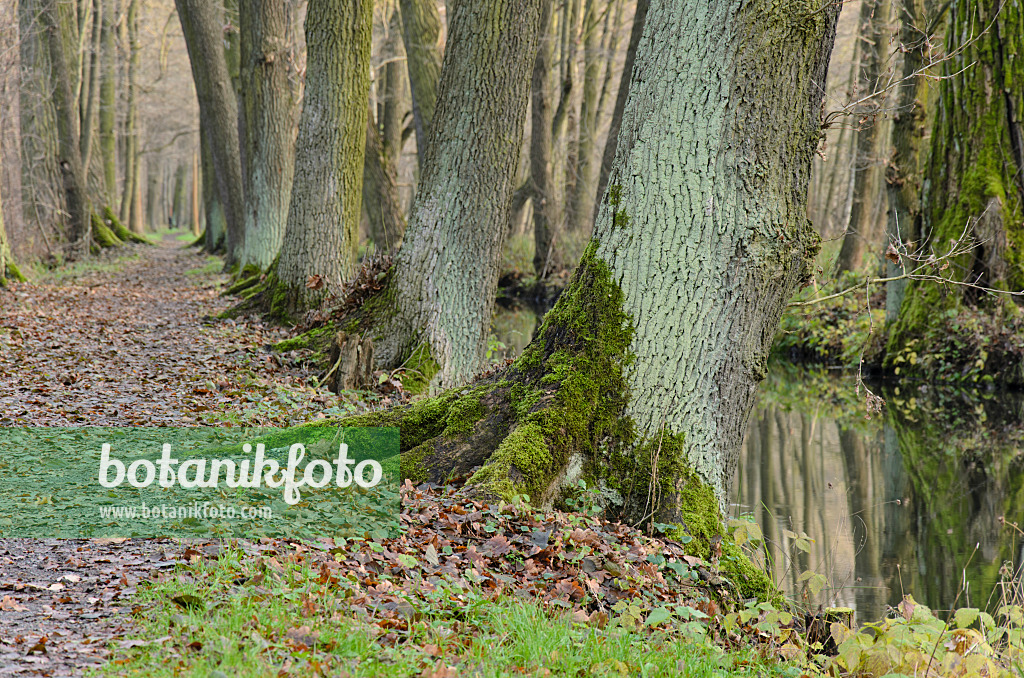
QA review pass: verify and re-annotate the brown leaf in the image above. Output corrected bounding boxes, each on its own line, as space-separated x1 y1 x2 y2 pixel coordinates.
305 274 325 290
0 595 27 612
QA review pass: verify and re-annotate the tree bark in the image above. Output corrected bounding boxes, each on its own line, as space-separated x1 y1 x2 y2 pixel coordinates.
200 127 226 253
119 0 141 233
175 0 247 264
888 0 1024 353
271 0 373 316
79 0 101 174
354 0 838 563
373 0 543 388
594 0 647 225
399 0 441 165
238 0 301 271
836 0 893 274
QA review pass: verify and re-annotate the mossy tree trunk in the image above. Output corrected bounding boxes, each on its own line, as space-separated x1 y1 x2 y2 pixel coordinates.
398 0 441 166
199 128 226 253
887 0 1024 355
566 0 603 236
373 0 543 388
354 0 838 587
264 0 372 317
836 0 893 274
175 0 247 264
238 0 301 271
0 121 26 287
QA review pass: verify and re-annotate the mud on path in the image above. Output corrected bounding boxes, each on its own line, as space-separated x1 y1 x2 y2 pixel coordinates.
0 239 356 676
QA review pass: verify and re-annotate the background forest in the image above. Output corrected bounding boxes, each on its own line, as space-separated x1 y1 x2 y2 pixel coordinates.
1 0 1024 676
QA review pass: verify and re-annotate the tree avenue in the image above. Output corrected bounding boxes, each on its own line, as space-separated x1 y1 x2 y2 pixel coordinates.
338 0 841 597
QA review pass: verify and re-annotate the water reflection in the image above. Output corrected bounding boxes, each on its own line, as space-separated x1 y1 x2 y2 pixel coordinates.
735 365 1024 623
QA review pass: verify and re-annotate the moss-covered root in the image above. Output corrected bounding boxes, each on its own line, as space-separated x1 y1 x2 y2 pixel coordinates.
103 207 150 244
0 260 27 287
91 213 123 248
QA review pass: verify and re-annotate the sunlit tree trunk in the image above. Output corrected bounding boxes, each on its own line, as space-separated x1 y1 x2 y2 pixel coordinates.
374 0 543 388
175 0 246 264
567 0 603 235
399 0 441 164
238 0 300 271
119 0 142 232
270 0 373 315
888 0 1024 354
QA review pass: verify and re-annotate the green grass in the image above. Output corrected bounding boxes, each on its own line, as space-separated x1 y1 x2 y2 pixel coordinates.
30 251 142 285
99 545 805 677
184 255 224 277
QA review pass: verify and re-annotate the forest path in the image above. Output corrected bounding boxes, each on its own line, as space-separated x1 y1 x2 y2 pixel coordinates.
0 237 343 676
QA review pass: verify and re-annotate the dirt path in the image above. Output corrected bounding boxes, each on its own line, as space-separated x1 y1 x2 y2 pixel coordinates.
0 239 348 676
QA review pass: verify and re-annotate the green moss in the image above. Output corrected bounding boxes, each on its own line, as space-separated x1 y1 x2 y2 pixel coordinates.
91 213 123 248
400 344 440 396
104 207 150 244
1 260 26 286
441 393 486 437
470 240 635 500
400 443 431 485
273 325 335 363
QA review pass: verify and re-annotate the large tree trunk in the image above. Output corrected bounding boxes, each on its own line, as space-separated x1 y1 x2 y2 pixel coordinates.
44 0 90 254
175 0 247 265
887 0 1024 354
350 0 838 593
238 0 301 271
398 0 441 165
78 0 101 174
836 0 893 274
0 114 26 287
373 0 543 389
269 0 373 316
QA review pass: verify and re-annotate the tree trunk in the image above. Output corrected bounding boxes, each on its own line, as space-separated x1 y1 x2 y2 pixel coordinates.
567 0 603 235
98 0 117 204
44 0 90 254
200 128 226 252
381 8 409 168
270 0 373 316
594 0 647 225
238 0 300 271
0 115 26 286
350 1 838 597
884 0 931 324
175 0 247 264
19 0 63 249
888 0 1024 353
399 0 441 165
119 0 141 232
363 108 406 253
79 0 101 173
373 0 543 388
836 0 892 274
531 0 559 278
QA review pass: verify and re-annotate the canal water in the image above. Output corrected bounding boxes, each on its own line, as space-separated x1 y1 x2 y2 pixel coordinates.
492 307 1024 624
